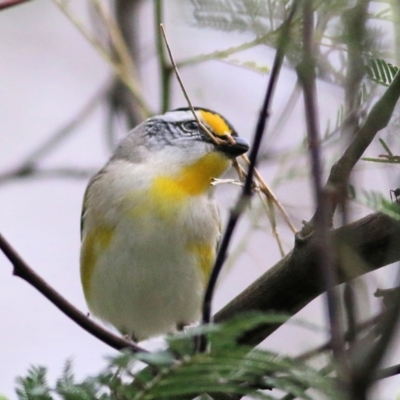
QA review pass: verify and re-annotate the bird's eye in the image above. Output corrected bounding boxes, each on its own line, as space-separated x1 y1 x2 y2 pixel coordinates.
181 121 198 133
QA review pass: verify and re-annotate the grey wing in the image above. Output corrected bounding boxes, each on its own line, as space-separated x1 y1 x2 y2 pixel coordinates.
80 167 108 240
80 124 148 239
80 178 94 240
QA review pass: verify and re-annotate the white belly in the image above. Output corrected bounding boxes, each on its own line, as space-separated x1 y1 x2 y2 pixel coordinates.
85 197 217 340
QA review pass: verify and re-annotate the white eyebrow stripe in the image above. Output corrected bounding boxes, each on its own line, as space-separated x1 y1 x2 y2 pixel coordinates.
162 110 199 123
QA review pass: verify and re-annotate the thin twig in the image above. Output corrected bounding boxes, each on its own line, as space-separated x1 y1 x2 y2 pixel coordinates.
53 0 151 119
308 64 400 225
159 22 294 245
297 0 348 382
349 269 400 399
233 159 297 239
105 0 144 140
0 0 31 10
258 192 285 257
0 232 148 354
0 167 94 186
343 282 357 344
159 24 225 147
0 84 105 186
89 0 139 84
176 32 276 68
234 158 287 255
341 0 368 139
295 313 383 362
154 0 172 113
90 0 144 135
199 0 299 352
269 80 301 140
241 154 296 233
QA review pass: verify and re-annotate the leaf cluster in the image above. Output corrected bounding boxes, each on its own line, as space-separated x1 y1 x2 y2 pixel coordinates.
366 59 399 87
15 314 337 400
189 0 388 86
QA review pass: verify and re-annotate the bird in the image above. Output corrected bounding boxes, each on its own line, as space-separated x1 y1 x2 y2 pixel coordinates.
80 107 249 341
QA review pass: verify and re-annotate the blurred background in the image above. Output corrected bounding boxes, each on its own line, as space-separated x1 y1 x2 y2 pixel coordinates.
1 0 400 398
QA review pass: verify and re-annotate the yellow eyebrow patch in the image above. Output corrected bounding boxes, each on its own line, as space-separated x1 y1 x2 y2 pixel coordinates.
199 110 231 137
80 225 114 299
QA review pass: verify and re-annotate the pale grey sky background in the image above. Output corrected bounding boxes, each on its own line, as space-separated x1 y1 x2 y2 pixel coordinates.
0 1 399 399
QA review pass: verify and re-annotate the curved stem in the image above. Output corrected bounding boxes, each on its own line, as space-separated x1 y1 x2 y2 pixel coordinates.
155 0 172 112
199 0 299 353
0 232 147 354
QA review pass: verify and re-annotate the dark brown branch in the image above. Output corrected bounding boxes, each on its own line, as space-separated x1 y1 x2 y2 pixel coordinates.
349 279 400 399
106 0 144 146
341 0 368 138
199 0 299 352
297 0 347 374
0 232 147 354
0 0 31 10
309 69 400 224
375 363 400 380
214 213 400 347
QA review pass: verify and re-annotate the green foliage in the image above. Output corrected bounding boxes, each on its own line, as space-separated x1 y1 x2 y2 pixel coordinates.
16 367 52 400
225 59 270 74
378 138 392 156
366 59 399 87
322 104 344 141
15 313 337 400
188 0 388 87
190 0 290 35
361 137 400 164
350 188 400 220
372 5 392 21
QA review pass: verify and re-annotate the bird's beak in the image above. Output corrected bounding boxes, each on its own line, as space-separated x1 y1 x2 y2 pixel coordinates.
218 136 250 158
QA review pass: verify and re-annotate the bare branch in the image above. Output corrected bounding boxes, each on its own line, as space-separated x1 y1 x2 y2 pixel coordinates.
375 363 400 380
297 0 347 377
0 0 31 11
308 69 400 225
0 167 94 186
0 232 147 354
154 0 172 113
215 213 400 346
296 313 383 362
0 84 106 186
104 0 145 144
341 0 368 138
199 0 300 352
53 0 152 119
159 24 225 147
349 274 400 399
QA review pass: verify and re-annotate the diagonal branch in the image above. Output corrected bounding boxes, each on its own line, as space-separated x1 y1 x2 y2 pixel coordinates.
0 232 147 354
214 212 400 347
0 0 31 10
0 83 106 186
306 69 400 227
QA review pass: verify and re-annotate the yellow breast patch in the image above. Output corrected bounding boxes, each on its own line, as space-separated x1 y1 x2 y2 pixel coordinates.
186 242 215 285
151 152 229 201
199 110 231 137
81 225 114 299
